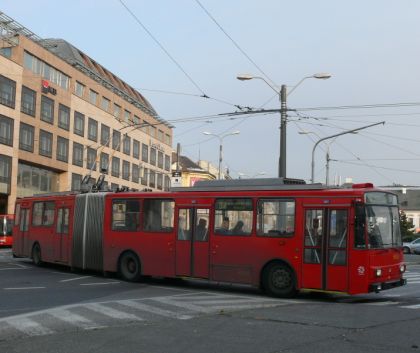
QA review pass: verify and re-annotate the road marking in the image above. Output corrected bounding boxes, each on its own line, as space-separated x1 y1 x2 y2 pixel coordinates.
80 282 120 286
0 267 28 271
4 287 46 290
60 276 92 283
7 317 53 336
119 299 192 320
401 303 420 309
48 309 102 330
151 296 214 313
84 303 143 320
367 301 399 306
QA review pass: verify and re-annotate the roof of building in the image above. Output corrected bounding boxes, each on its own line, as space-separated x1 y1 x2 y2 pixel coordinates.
0 11 173 128
172 153 203 171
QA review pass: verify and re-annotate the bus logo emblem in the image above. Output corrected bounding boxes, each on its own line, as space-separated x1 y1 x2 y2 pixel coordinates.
357 266 365 276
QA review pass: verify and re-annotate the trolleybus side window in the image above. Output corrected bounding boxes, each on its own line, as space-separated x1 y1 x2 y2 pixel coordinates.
328 210 348 265
214 198 253 236
178 209 192 240
56 208 70 234
143 199 174 232
32 201 55 226
257 199 295 237
354 204 367 249
112 199 141 231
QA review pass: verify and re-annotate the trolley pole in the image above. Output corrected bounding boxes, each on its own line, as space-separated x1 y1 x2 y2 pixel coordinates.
279 84 287 178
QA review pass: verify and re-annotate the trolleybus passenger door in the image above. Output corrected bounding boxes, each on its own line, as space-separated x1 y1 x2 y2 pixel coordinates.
55 207 70 263
175 208 210 278
17 208 30 256
302 208 349 292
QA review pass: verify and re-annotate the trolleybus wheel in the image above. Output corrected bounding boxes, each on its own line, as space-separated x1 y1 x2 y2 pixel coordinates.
262 262 296 298
32 244 42 266
119 252 142 282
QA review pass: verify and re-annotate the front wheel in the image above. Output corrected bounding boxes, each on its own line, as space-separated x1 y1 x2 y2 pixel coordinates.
262 262 296 298
119 252 142 282
32 244 42 266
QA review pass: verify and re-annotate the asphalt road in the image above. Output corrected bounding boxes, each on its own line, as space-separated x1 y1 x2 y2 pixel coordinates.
0 248 420 353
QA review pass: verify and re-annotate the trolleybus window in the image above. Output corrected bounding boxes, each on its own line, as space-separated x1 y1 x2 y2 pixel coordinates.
32 201 55 226
257 199 295 236
178 209 191 240
112 199 141 231
304 210 323 264
14 204 20 226
143 199 174 232
328 210 348 265
214 198 253 236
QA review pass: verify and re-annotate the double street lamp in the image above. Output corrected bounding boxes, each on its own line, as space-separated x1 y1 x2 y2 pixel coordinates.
202 130 240 179
237 73 331 178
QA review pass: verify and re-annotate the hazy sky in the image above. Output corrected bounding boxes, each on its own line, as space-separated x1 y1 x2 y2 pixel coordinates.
3 1 420 186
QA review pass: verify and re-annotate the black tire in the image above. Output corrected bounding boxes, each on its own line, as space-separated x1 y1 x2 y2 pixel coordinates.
119 252 142 282
403 247 410 254
262 262 296 298
32 244 42 266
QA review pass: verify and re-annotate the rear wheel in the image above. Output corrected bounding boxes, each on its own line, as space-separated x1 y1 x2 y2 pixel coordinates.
119 252 142 282
32 244 42 266
262 262 296 298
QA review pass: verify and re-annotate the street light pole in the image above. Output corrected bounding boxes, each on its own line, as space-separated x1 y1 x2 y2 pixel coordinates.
310 121 385 183
237 73 331 178
203 131 240 180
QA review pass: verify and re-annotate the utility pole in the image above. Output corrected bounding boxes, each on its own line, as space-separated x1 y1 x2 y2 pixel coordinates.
279 84 287 178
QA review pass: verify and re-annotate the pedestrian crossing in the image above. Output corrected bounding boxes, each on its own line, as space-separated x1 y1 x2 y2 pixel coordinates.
0 292 295 340
404 270 420 284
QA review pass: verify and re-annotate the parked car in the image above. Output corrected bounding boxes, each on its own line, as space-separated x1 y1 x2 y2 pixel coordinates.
403 238 420 254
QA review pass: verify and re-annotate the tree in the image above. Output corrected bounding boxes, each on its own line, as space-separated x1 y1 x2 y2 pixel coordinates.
400 210 414 240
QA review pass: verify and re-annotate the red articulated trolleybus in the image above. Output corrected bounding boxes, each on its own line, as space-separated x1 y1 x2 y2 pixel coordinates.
12 178 406 297
0 214 13 247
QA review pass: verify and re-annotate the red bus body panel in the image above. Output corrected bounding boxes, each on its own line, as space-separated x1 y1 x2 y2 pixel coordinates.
0 214 13 247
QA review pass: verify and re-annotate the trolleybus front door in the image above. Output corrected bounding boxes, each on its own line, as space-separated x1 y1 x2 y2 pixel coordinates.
302 208 349 292
175 208 210 278
54 207 70 263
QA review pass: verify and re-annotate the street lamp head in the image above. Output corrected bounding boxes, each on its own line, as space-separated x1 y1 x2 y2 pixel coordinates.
202 131 212 136
312 73 332 80
236 74 255 81
231 130 240 135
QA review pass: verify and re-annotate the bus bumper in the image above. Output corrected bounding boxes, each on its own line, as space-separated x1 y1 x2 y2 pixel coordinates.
369 278 407 293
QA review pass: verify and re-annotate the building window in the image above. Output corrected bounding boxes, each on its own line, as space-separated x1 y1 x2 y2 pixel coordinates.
164 175 170 191
0 47 11 58
100 152 109 174
0 154 12 195
157 173 163 190
132 164 139 183
0 115 14 146
19 123 34 152
110 183 119 192
101 124 110 146
74 111 85 137
124 110 131 123
142 143 149 163
39 130 53 158
165 133 171 146
141 167 148 186
133 140 140 159
89 90 98 105
133 115 140 126
123 135 131 155
88 118 98 142
113 104 121 119
16 163 59 197
58 104 70 131
87 147 97 171
149 170 156 188
111 157 120 177
158 129 164 142
164 154 171 172
40 95 54 124
72 142 84 167
112 130 121 151
150 148 157 166
21 86 36 116
56 136 69 163
150 126 156 138
122 160 130 180
0 75 16 108
24 51 69 90
101 97 110 111
71 173 82 191
157 151 164 169
75 81 85 97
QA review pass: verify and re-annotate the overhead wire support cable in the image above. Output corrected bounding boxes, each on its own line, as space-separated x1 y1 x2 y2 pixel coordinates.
118 0 207 96
195 0 275 87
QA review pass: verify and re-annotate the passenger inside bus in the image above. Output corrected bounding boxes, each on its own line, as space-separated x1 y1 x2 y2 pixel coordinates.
232 220 245 235
195 218 208 241
216 217 230 234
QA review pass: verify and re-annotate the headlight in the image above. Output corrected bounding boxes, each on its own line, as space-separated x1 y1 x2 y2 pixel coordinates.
400 264 406 273
375 269 382 277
